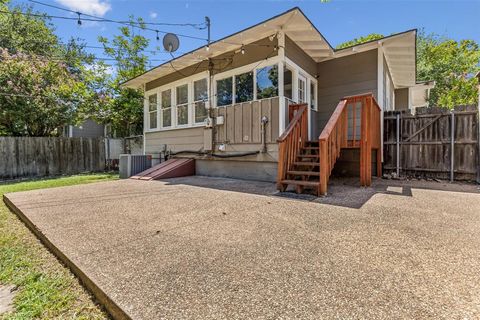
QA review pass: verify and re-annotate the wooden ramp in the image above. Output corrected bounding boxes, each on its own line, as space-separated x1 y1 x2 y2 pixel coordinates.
130 158 195 181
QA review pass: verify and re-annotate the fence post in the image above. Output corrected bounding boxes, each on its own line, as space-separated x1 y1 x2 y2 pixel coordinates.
396 113 400 177
450 111 455 182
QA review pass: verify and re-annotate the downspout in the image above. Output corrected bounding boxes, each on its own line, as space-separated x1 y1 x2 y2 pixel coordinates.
208 58 215 154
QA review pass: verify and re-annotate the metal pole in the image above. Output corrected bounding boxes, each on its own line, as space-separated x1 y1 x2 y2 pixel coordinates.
450 111 455 182
396 113 400 177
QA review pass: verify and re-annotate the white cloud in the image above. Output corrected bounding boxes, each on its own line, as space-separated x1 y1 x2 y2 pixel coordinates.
55 0 111 17
149 11 158 19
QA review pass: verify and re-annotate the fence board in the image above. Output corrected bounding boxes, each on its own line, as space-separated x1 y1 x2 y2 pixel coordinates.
0 137 105 180
384 106 479 181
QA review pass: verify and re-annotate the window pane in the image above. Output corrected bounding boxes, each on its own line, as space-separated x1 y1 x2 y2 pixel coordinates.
298 78 306 103
284 68 292 99
194 78 208 101
177 105 188 125
162 108 171 127
310 82 315 110
195 101 208 123
176 84 188 105
256 65 278 99
148 94 157 112
161 90 171 109
149 112 157 129
216 77 232 106
235 72 253 103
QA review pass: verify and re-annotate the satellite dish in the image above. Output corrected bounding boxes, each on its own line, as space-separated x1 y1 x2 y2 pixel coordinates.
163 33 180 53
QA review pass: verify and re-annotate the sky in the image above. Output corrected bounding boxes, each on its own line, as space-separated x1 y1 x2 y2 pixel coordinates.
12 0 480 68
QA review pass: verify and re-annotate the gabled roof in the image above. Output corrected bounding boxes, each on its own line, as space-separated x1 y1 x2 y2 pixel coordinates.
122 7 418 89
122 7 333 88
332 29 417 88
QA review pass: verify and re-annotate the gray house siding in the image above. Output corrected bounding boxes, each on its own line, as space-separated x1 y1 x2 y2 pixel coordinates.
395 88 409 110
284 36 317 77
71 119 105 138
314 49 378 137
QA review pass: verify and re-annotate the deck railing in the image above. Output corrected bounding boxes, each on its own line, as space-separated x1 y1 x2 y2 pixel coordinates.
276 103 308 189
319 93 382 195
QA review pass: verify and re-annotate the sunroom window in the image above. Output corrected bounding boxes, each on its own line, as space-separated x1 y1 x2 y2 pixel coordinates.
194 78 208 123
256 65 278 99
235 72 253 103
161 89 171 127
148 94 157 129
284 68 293 100
176 84 188 126
217 77 233 106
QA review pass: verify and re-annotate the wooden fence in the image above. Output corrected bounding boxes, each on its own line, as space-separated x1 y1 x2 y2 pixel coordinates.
383 105 479 181
0 137 105 180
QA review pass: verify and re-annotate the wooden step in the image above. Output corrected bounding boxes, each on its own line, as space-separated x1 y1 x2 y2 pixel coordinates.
293 162 320 167
287 170 320 176
302 146 319 150
281 179 319 188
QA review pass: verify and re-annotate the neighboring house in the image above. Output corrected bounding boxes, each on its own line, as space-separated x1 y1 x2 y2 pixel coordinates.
122 7 432 193
63 119 106 138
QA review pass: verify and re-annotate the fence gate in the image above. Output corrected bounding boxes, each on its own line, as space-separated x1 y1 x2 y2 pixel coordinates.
383 105 479 182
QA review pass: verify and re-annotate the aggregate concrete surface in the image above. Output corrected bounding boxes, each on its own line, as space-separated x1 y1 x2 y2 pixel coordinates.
4 176 480 319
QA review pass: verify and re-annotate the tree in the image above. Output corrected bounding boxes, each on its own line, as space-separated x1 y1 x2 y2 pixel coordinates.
0 49 85 136
0 1 97 136
417 32 479 108
336 33 384 49
95 19 149 137
0 1 61 56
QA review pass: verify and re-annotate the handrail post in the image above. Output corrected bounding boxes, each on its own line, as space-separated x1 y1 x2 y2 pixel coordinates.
319 139 327 195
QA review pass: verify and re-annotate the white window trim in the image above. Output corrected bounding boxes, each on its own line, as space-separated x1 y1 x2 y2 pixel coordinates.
161 88 173 129
144 71 209 132
147 94 158 130
213 56 281 108
284 57 318 140
284 57 317 107
193 78 209 124
175 84 189 128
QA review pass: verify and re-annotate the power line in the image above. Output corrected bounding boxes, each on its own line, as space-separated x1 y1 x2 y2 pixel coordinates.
26 0 209 42
27 0 206 29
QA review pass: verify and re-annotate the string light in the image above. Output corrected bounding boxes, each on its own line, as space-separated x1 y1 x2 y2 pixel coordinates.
156 31 160 41
76 12 81 26
241 45 245 55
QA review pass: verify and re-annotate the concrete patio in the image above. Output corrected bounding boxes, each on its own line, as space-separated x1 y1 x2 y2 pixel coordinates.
3 176 480 319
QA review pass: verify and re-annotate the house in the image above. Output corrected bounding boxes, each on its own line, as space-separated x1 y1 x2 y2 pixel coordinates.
63 119 106 138
122 7 431 195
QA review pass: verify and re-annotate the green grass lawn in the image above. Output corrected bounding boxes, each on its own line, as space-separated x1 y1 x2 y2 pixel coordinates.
0 173 118 320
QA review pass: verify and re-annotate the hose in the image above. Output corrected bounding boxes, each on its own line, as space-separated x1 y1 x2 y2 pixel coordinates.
169 150 260 158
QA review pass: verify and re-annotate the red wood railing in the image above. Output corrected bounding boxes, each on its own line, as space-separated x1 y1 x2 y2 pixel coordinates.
319 93 382 195
276 103 308 190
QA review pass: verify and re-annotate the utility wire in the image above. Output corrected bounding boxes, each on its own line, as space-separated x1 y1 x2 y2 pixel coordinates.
25 0 209 41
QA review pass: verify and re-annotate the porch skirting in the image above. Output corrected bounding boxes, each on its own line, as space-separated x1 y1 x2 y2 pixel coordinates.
195 159 278 182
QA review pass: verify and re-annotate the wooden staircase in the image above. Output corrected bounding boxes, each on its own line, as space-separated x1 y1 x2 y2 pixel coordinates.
277 93 382 196
282 140 321 193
